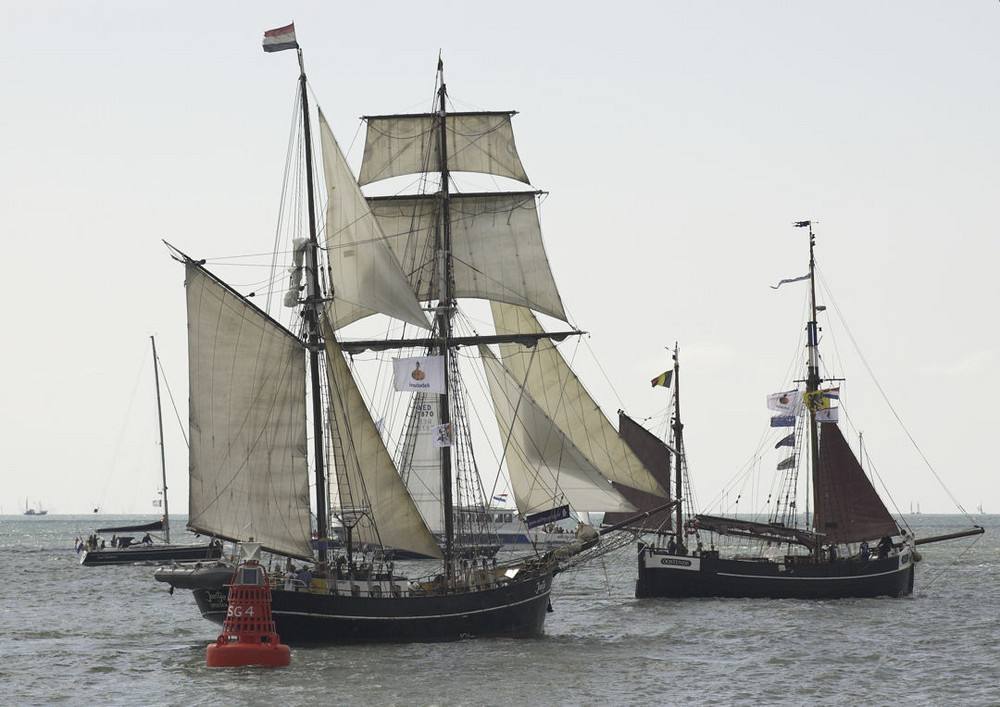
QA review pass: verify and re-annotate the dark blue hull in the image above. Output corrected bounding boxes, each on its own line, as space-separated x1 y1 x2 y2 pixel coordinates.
80 542 222 566
192 570 553 644
636 543 914 599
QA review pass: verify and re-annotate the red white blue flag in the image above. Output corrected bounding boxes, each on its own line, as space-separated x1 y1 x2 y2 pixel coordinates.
263 23 298 53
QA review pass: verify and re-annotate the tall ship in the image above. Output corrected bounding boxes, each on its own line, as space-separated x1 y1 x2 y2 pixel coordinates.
156 24 671 643
636 222 984 600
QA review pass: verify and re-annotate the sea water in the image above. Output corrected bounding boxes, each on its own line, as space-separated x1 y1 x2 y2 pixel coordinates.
1 514 996 706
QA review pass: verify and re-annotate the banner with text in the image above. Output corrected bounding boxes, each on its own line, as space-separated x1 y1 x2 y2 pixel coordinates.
392 355 446 394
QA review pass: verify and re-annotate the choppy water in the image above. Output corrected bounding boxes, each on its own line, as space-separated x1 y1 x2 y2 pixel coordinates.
2 514 996 706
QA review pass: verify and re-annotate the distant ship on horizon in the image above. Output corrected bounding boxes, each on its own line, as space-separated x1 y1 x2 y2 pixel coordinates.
23 499 47 516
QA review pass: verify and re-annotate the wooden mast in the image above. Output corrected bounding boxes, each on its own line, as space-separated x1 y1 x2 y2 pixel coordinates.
296 45 329 568
435 56 456 580
799 220 823 561
150 335 170 544
672 344 684 551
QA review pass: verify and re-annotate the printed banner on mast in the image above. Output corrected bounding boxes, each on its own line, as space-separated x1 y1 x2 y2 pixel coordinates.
431 423 452 448
393 356 446 393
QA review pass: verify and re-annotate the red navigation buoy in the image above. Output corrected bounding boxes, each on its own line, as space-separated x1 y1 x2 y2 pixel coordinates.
206 560 290 667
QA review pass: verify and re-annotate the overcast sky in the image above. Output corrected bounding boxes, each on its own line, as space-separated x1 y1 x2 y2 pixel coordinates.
3 2 996 517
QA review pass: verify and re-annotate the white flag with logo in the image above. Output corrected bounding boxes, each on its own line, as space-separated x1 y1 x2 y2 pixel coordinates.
767 389 802 415
393 355 446 394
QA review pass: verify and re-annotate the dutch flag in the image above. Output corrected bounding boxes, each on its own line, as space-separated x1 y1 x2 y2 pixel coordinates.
263 23 298 53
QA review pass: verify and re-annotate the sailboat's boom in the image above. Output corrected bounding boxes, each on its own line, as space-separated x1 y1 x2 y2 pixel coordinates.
913 526 985 546
598 500 679 536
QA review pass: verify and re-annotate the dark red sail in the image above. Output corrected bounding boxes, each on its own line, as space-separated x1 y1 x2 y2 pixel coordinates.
603 412 672 529
814 423 898 544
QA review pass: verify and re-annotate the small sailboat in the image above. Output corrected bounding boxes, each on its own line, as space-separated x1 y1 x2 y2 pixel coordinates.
636 221 983 599
80 336 223 566
155 25 671 644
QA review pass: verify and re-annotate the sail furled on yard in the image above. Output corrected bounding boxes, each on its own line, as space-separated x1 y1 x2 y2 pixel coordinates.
184 263 313 559
359 112 529 187
322 321 443 560
814 423 898 544
602 412 673 528
318 111 430 331
491 303 669 499
366 192 566 322
480 345 635 515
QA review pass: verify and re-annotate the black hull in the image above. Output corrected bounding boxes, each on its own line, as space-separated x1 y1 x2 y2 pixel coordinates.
80 543 222 566
192 571 554 644
636 543 915 599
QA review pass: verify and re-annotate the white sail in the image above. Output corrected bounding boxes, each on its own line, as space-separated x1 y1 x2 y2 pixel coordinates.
397 393 446 533
492 302 669 498
185 263 314 559
367 192 567 322
323 320 444 560
480 346 635 515
359 112 529 187
319 110 430 331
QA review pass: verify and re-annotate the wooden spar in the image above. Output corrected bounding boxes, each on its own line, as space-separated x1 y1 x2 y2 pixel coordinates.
339 330 582 354
435 59 456 580
913 526 985 546
672 346 684 552
296 45 328 567
803 220 823 562
598 500 679 537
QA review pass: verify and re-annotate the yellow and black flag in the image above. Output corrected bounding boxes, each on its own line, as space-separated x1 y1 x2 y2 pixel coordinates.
650 370 673 388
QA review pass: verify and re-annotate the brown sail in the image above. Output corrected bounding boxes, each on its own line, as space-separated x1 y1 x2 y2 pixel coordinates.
814 423 899 544
603 412 673 529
